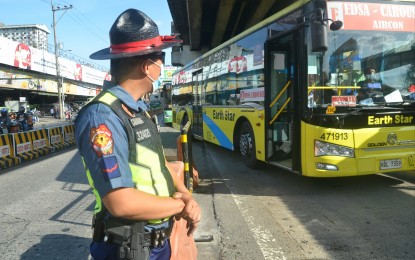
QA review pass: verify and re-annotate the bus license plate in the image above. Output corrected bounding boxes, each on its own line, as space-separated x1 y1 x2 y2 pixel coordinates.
380 159 402 170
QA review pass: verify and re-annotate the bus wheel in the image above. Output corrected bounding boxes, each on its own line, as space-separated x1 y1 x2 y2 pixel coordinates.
239 122 258 168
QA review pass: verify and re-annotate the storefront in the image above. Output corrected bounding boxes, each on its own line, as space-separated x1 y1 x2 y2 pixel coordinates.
0 64 101 113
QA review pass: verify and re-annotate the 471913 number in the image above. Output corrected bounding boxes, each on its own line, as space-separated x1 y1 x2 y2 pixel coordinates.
320 132 348 141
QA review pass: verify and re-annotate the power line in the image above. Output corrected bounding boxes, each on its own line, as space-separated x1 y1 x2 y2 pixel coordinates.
72 6 107 35
44 0 108 44
66 12 108 44
54 0 108 40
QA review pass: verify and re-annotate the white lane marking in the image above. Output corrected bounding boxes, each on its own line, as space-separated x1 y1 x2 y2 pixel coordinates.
225 181 287 260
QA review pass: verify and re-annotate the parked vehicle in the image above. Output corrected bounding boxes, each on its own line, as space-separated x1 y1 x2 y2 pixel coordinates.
163 107 172 125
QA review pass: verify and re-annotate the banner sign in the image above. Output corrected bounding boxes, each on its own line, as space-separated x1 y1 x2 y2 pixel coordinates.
163 66 179 82
240 87 265 103
0 36 108 85
327 2 415 32
331 95 357 107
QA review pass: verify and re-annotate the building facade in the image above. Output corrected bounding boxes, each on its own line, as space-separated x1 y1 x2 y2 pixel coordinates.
0 24 50 51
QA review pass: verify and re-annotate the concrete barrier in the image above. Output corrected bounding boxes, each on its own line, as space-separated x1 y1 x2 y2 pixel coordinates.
48 126 66 152
63 125 75 147
0 123 76 171
10 131 40 162
0 134 20 169
31 129 51 156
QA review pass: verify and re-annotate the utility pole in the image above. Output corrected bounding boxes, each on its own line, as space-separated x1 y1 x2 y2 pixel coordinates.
51 0 72 120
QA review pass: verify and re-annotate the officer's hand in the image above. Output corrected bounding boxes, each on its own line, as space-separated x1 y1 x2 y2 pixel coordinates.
173 192 201 236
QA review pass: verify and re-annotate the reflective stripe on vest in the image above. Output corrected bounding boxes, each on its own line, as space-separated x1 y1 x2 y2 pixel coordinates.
83 157 102 214
83 91 174 224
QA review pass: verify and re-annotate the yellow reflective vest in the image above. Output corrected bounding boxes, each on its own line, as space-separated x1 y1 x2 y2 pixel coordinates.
83 91 175 224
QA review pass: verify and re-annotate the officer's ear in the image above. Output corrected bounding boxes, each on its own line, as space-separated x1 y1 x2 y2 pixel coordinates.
141 59 151 76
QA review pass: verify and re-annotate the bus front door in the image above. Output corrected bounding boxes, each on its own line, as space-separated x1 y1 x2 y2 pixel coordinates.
265 34 299 171
192 71 203 138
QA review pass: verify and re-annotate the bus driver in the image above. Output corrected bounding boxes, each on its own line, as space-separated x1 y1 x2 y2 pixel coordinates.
357 68 383 102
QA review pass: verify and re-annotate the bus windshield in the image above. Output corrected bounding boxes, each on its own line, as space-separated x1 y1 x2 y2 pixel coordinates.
308 2 415 109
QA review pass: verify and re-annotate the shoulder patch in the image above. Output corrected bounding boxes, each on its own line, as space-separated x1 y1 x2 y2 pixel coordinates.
99 156 121 181
90 124 113 157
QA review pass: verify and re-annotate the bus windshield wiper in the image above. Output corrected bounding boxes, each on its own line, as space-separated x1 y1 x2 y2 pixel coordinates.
337 106 401 119
370 102 413 108
338 107 363 119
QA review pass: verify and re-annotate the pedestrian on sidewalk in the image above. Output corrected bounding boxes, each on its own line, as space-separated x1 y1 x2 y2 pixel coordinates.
75 9 200 260
55 108 59 119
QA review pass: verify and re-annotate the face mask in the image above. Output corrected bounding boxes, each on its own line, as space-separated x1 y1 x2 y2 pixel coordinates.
153 62 165 90
152 80 161 91
146 59 163 84
158 63 164 82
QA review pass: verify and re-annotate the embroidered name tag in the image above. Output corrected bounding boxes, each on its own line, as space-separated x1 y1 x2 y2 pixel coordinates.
136 128 151 141
130 117 144 126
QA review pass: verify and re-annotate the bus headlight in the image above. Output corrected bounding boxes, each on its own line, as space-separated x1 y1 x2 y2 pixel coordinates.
315 140 354 157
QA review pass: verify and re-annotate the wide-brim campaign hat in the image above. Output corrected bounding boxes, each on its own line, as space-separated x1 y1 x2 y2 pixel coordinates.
90 9 182 60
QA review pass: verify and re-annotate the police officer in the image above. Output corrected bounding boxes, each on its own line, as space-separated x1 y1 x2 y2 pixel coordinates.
75 9 200 260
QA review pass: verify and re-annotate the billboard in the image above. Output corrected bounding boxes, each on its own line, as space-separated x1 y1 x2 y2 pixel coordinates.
327 2 415 32
0 36 108 85
163 65 180 82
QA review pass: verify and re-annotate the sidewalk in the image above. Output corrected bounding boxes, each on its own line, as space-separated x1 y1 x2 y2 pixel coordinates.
33 116 73 130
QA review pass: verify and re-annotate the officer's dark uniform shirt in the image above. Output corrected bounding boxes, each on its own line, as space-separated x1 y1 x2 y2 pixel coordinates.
75 85 149 198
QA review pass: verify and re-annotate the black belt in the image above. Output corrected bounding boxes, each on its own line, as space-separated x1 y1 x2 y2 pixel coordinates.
147 224 173 248
104 217 172 249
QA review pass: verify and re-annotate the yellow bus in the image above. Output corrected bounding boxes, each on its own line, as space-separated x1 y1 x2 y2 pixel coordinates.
171 0 415 177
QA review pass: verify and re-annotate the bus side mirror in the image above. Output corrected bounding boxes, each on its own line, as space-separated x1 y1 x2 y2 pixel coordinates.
311 21 328 52
299 8 343 53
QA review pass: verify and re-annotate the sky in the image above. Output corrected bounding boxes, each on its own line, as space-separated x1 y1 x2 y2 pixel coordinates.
0 0 174 71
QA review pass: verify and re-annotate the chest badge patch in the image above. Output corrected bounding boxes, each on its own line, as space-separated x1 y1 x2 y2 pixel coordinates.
90 124 113 157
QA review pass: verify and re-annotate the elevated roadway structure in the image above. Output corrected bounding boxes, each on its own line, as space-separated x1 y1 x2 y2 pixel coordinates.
168 0 296 66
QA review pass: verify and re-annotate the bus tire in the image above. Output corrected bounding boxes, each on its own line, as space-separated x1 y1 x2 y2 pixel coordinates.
239 121 258 168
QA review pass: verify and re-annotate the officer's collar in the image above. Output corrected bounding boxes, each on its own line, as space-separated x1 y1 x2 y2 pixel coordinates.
108 85 145 113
